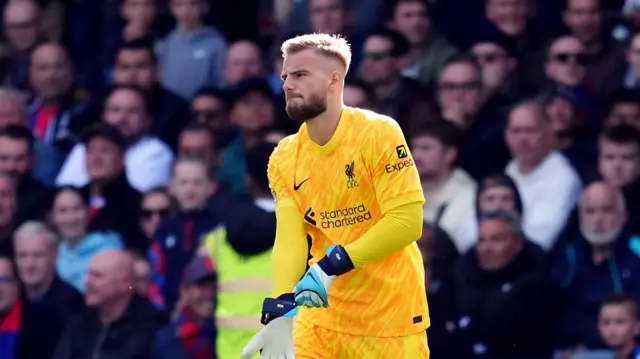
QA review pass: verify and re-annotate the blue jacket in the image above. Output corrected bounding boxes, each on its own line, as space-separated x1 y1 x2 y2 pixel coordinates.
552 230 640 349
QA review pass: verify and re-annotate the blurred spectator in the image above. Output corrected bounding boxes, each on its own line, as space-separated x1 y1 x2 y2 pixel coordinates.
56 85 174 192
437 56 511 181
454 210 554 359
113 39 190 150
77 123 146 251
0 172 18 256
191 87 230 133
53 250 166 359
132 251 152 297
596 125 640 230
543 36 592 109
49 186 123 292
410 120 477 253
553 182 640 350
597 293 639 359
0 253 64 359
603 88 640 130
0 88 64 185
27 42 92 155
156 0 227 99
139 187 175 245
13 221 83 321
0 0 41 91
152 256 216 359
178 122 218 171
0 125 48 222
357 28 434 133
148 157 221 312
217 77 275 196
621 32 640 89
505 100 582 251
343 78 373 109
223 40 264 88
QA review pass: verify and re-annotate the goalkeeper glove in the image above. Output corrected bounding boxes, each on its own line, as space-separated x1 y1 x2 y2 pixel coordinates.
294 245 354 308
240 295 298 359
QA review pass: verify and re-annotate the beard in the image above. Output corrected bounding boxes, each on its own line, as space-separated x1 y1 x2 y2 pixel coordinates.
286 93 327 122
580 224 624 246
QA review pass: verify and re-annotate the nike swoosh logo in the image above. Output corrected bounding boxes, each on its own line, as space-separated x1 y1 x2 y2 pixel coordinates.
294 177 311 191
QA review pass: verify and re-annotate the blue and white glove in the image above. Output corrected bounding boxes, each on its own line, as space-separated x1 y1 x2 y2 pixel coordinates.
240 295 298 359
294 245 354 308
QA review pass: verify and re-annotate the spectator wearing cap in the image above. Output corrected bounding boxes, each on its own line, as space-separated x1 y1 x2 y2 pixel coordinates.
48 187 124 292
0 172 18 257
553 182 640 351
602 88 640 131
505 100 582 251
76 122 147 252
56 85 174 192
152 256 217 359
0 125 49 222
0 88 64 185
13 221 84 321
113 39 190 150
217 77 276 196
53 250 166 359
0 253 64 359
453 210 554 359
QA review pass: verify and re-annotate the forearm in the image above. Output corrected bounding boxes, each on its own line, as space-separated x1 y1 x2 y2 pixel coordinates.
344 201 423 268
271 205 309 297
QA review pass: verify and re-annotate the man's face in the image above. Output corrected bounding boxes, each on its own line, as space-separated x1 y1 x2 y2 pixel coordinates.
85 137 124 182
478 186 516 214
359 36 397 85
170 162 213 211
15 233 55 288
121 0 157 25
0 177 16 227
472 42 514 90
0 259 18 313
114 49 157 89
580 186 626 246
178 130 215 167
103 89 148 141
230 91 274 132
599 305 639 349
181 279 216 319
505 105 550 165
140 192 171 240
563 0 602 44
2 2 39 52
411 135 450 179
225 42 263 86
599 140 640 188
476 219 521 271
191 95 228 130
309 0 346 35
29 45 73 100
0 98 24 127
391 0 429 45
437 63 483 118
84 259 116 307
343 85 369 108
545 37 588 87
0 137 31 181
626 35 640 73
170 0 204 28
281 49 332 122
606 103 640 130
545 97 575 134
486 0 528 36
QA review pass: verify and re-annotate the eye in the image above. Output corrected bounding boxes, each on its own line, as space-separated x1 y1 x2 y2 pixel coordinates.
295 73 305 78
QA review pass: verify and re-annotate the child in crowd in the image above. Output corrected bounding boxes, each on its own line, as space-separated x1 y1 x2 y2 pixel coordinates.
598 293 640 359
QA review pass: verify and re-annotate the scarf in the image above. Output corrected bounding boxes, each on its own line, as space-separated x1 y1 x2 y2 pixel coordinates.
177 307 214 359
0 300 22 359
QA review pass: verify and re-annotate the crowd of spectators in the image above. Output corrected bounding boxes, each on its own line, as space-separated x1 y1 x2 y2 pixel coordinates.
1 0 640 358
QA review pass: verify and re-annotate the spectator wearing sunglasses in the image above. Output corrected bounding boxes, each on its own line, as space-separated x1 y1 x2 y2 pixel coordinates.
543 35 593 110
139 187 175 247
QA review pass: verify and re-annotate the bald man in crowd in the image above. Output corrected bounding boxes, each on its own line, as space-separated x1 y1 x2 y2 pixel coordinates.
53 250 166 359
224 40 264 87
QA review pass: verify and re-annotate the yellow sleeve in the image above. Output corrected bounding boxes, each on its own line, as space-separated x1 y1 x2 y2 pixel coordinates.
267 145 308 297
344 201 423 267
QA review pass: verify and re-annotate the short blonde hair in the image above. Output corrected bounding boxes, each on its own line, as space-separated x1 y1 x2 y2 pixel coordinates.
281 33 352 72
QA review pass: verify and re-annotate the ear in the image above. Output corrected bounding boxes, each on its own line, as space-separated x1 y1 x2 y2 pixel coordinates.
329 71 342 91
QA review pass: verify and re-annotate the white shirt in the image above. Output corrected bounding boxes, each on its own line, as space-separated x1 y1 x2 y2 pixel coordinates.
506 151 582 251
56 135 174 192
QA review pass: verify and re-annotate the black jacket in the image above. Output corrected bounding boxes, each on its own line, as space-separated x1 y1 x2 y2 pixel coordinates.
13 299 65 359
31 276 84 323
53 295 167 359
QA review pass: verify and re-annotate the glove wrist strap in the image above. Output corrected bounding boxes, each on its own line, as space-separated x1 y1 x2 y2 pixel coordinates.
318 245 354 276
261 295 297 325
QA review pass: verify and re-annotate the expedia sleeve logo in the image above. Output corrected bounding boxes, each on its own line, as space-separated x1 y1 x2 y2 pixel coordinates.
385 159 414 173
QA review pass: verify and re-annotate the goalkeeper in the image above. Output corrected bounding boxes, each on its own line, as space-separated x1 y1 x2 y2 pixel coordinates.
241 33 430 359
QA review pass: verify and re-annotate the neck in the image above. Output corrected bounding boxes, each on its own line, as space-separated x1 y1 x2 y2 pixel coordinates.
25 274 55 300
592 245 613 265
616 341 636 359
41 96 62 107
98 293 132 326
178 22 201 33
306 102 344 146
373 77 400 101
65 233 87 247
90 182 103 197
582 38 602 55
421 169 452 194
516 151 550 175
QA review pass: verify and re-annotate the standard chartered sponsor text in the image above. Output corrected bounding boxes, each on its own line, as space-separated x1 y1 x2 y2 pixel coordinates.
319 203 372 228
